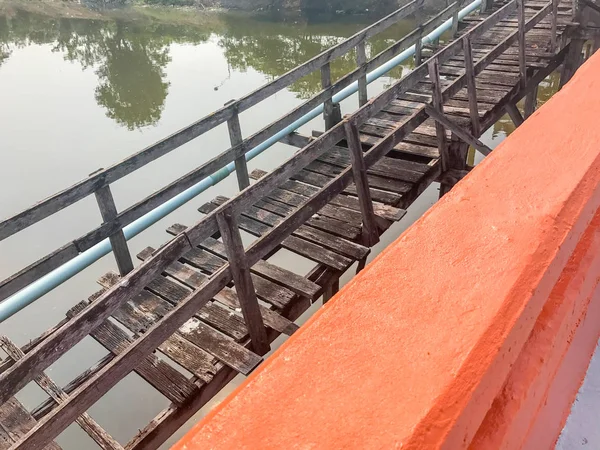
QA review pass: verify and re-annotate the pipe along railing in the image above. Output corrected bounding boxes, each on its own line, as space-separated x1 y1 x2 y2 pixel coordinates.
0 0 482 322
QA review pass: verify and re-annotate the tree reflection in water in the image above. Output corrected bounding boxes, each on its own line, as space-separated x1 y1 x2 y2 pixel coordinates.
0 5 560 139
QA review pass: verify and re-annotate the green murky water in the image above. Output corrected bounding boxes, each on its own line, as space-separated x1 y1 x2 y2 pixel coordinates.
0 2 560 448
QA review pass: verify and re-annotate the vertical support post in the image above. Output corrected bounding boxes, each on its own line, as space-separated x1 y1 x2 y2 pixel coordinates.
94 185 134 276
506 103 525 127
344 120 379 247
428 59 450 172
462 36 480 137
225 101 249 190
356 42 368 106
517 0 527 88
322 276 340 304
551 0 559 52
217 209 269 356
560 39 585 88
572 0 579 19
452 5 460 37
320 63 342 129
414 28 423 66
524 84 538 118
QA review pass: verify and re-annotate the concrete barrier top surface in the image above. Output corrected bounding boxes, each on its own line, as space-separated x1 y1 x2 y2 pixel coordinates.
173 51 600 449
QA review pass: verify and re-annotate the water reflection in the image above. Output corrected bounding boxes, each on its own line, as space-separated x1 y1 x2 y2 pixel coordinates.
0 6 414 128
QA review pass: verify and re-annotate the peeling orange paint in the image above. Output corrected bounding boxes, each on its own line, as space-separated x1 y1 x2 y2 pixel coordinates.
173 51 600 450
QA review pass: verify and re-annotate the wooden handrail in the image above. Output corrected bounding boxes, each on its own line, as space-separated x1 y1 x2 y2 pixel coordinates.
0 0 427 303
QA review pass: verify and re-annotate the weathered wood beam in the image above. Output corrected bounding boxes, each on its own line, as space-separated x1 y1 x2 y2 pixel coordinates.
463 35 481 137
344 121 379 247
517 0 528 87
506 103 525 126
0 337 123 450
95 185 134 276
424 105 493 156
216 211 269 356
524 84 538 118
320 63 341 130
225 101 250 190
356 42 368 106
0 233 193 407
428 59 450 171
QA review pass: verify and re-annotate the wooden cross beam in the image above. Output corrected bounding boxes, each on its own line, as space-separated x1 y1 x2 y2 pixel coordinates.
0 336 123 450
424 105 493 156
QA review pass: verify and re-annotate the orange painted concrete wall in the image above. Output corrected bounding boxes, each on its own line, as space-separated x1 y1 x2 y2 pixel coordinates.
173 51 600 450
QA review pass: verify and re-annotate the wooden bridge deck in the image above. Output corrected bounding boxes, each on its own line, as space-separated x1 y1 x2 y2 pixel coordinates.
0 0 594 447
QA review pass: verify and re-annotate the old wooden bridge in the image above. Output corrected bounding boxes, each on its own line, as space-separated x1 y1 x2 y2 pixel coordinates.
0 0 598 447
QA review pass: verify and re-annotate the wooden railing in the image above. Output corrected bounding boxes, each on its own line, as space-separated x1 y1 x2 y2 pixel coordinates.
0 0 567 446
0 0 473 303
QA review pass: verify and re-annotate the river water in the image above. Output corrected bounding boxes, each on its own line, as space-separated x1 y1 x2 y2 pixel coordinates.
0 2 560 448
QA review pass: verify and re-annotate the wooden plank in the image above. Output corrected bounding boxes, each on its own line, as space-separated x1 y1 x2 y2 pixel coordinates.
68 301 198 405
216 210 269 356
0 234 192 406
463 35 481 136
98 273 262 374
199 202 352 271
143 276 248 342
94 185 134 276
225 104 250 190
424 106 492 156
166 225 297 309
211 197 369 261
256 198 362 241
0 397 61 450
344 121 379 246
137 248 299 335
0 337 123 450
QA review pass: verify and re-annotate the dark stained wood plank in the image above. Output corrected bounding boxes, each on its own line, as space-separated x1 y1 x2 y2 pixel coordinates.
94 185 134 276
199 202 353 271
226 107 250 191
166 225 297 309
68 301 198 405
0 397 62 450
0 337 123 450
0 234 192 407
97 273 261 375
137 248 299 336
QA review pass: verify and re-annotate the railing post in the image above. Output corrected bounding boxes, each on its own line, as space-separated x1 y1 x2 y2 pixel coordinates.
344 120 379 247
428 59 450 172
94 184 134 276
356 42 369 106
225 100 250 190
517 0 527 88
217 209 270 356
462 35 481 137
452 4 460 37
415 27 424 66
551 0 559 52
320 63 342 130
